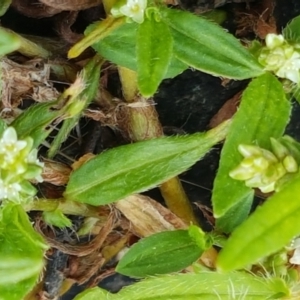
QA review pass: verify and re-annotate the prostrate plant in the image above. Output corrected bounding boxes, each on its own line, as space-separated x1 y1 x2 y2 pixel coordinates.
2 1 300 299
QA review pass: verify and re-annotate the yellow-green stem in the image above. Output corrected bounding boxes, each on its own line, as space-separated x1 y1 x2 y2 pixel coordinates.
118 67 198 225
160 177 198 224
6 28 51 58
68 16 125 59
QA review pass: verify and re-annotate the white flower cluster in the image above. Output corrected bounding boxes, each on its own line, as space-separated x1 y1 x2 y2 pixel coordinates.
259 34 300 84
0 127 43 203
111 0 147 24
229 138 299 193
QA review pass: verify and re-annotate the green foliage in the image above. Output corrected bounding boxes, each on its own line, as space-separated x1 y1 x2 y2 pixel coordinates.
85 22 187 79
136 17 173 97
283 15 300 43
161 7 264 79
217 171 300 272
43 209 72 228
0 204 47 300
11 101 61 148
83 7 263 97
116 226 208 277
74 272 288 299
212 73 291 220
0 0 11 17
64 120 230 205
0 27 20 57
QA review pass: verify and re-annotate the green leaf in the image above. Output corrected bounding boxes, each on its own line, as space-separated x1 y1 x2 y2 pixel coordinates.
283 15 300 43
86 22 188 79
137 18 173 97
0 0 11 17
11 101 60 148
43 209 72 228
64 120 230 205
161 8 264 79
0 204 47 299
48 56 102 158
215 193 253 233
0 27 21 56
116 229 205 277
74 272 286 300
212 73 291 218
217 171 300 272
74 287 111 300
188 225 210 249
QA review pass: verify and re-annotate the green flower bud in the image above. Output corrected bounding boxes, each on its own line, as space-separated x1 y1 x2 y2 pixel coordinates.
259 34 300 84
230 137 299 193
283 155 298 173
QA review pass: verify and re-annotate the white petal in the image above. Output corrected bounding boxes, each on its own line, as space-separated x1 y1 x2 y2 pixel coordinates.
265 34 284 49
2 127 18 144
290 247 300 265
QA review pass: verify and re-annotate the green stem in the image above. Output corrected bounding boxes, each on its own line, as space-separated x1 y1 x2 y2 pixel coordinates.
118 67 198 225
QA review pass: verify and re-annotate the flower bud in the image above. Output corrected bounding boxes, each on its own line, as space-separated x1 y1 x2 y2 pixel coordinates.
259 34 300 84
111 0 147 24
230 137 299 193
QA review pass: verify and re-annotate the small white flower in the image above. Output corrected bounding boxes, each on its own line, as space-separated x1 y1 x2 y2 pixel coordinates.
112 0 147 24
0 127 27 167
0 178 21 201
265 34 285 49
0 127 44 203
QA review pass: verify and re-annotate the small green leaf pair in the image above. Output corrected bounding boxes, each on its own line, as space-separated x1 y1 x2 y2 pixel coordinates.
74 7 264 97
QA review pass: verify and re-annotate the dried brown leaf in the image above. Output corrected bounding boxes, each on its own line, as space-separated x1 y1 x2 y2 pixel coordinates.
115 194 188 238
42 160 72 186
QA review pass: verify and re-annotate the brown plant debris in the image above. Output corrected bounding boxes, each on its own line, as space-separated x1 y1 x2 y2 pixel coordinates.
115 194 188 238
1 58 59 108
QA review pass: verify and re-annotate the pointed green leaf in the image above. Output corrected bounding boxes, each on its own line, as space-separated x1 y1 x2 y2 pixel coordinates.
43 209 72 228
212 73 291 218
137 18 173 97
217 172 300 272
161 8 264 79
0 27 20 56
116 229 205 277
11 101 60 148
86 22 188 79
0 0 11 17
75 272 286 300
283 15 300 43
64 120 230 205
0 204 47 299
215 193 253 234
